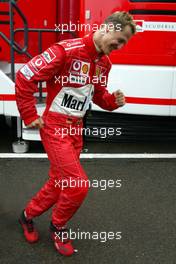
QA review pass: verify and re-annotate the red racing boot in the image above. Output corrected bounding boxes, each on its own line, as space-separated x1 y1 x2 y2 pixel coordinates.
50 222 75 256
18 210 39 243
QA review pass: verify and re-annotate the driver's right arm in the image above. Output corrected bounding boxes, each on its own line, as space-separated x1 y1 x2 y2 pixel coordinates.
15 43 66 126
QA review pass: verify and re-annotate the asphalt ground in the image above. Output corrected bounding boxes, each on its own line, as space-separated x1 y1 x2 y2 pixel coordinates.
1 115 176 263
0 158 176 264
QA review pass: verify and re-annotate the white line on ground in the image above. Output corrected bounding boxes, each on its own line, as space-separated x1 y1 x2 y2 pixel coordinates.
0 153 176 158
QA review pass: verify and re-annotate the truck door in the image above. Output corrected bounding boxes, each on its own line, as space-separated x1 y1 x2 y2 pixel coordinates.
84 0 176 116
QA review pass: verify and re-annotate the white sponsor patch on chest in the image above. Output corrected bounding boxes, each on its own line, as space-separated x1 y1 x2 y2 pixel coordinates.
61 93 87 111
70 60 90 77
49 84 94 117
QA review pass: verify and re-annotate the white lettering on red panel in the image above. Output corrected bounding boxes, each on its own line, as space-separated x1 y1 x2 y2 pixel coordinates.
135 20 176 32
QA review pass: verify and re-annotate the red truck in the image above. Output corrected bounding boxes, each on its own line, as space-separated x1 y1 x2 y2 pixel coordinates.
0 0 176 148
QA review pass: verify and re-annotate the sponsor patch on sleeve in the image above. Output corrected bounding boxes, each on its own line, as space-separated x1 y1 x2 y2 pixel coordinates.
95 65 106 78
30 55 47 72
20 65 34 80
41 48 56 63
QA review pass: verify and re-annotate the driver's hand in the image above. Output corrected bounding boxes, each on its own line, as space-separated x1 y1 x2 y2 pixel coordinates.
27 117 44 129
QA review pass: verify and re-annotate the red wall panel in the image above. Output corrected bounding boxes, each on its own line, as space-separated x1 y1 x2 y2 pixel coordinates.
84 0 176 66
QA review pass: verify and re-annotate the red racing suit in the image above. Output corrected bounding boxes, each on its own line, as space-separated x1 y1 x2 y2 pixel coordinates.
15 33 119 227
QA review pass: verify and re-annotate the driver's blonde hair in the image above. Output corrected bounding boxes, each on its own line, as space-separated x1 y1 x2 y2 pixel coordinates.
104 11 136 34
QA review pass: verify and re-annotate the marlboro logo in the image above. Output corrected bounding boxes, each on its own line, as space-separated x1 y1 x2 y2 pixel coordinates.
61 93 87 111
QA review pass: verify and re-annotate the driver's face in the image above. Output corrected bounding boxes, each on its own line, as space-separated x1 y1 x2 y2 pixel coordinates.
100 25 133 55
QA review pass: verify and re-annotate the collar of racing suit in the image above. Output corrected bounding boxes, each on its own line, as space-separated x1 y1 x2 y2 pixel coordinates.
83 33 104 63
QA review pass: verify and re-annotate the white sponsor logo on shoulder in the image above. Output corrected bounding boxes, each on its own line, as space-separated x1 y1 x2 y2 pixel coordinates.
66 41 82 47
42 48 56 63
20 65 34 80
135 20 176 32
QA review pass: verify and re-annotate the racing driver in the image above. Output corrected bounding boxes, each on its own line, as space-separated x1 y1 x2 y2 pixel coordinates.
15 11 136 256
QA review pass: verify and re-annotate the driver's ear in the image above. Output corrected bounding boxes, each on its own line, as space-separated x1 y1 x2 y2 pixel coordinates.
101 24 108 35
100 24 107 35
105 24 110 33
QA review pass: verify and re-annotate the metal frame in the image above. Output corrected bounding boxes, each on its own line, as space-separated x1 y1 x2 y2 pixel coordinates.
0 0 76 141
